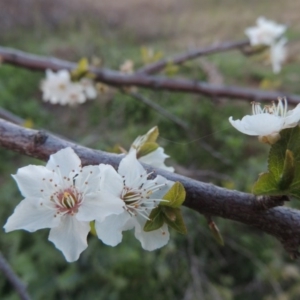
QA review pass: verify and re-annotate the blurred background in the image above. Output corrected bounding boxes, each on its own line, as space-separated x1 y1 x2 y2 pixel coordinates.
1 0 300 299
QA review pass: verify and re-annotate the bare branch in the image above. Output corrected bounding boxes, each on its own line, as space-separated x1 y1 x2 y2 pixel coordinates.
0 46 300 104
0 118 300 257
0 251 31 300
136 40 250 74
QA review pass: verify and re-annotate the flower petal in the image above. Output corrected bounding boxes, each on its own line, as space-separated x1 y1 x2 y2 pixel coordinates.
95 212 133 246
48 215 90 262
76 190 124 222
76 165 101 195
4 198 60 232
12 165 57 198
229 114 284 136
99 164 123 197
139 147 174 172
134 221 170 251
284 104 300 128
118 150 147 187
46 147 81 179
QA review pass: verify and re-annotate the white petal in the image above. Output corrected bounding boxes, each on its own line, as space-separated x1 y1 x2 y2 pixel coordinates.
76 165 101 194
139 147 174 172
4 198 60 232
229 114 284 136
95 212 133 246
118 150 147 187
76 190 124 222
12 165 57 198
134 220 170 251
284 104 300 128
270 38 287 74
46 147 81 179
48 215 90 262
99 164 123 197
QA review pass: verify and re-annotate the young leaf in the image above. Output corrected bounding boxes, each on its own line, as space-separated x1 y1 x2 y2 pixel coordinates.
163 208 187 234
278 149 295 190
253 127 300 198
145 126 159 143
161 206 177 221
144 207 164 232
161 181 186 207
137 142 159 158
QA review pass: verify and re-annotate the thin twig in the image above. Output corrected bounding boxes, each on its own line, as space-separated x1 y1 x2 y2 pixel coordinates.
136 40 250 74
0 251 31 300
0 46 300 104
127 91 231 165
0 107 24 125
126 90 190 130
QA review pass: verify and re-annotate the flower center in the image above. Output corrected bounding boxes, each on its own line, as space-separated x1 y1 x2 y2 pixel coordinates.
121 179 167 219
252 98 287 117
62 192 77 209
58 83 66 90
51 187 82 216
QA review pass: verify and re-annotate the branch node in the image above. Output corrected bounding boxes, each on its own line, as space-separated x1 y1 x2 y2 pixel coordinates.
254 195 289 211
33 130 48 147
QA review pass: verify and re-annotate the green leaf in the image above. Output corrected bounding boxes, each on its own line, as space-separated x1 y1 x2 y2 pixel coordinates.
161 182 186 207
278 149 295 190
144 207 164 232
163 207 187 234
161 206 177 221
145 126 159 143
137 142 159 158
71 57 90 80
252 127 300 199
252 172 280 195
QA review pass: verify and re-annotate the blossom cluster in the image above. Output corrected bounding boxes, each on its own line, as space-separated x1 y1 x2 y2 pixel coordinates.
41 69 97 106
4 128 176 262
229 98 300 144
245 17 287 73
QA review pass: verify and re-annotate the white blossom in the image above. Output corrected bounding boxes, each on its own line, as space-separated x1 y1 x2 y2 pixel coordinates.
245 17 286 46
4 147 124 262
270 38 287 74
130 127 174 172
95 150 174 251
120 60 134 74
80 78 98 99
229 98 300 144
41 69 97 106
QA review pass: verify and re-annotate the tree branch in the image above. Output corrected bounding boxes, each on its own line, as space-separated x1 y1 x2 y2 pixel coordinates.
136 40 250 74
0 118 300 257
0 251 31 300
0 46 300 104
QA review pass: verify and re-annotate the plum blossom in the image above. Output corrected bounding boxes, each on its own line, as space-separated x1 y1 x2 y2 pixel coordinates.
41 69 97 106
95 150 174 251
130 127 174 172
270 38 287 74
4 147 124 262
80 78 98 99
120 60 134 74
245 17 286 46
229 98 300 144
